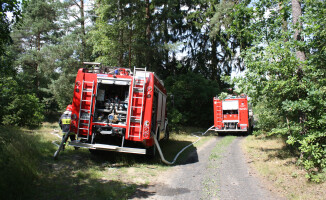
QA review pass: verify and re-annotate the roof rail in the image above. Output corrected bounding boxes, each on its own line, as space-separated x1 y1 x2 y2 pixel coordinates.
83 62 101 66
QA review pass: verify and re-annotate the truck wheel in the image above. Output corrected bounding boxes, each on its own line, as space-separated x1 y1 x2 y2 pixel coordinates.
147 131 159 158
147 145 156 158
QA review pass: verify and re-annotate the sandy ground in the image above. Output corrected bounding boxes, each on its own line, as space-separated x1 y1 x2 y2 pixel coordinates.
130 136 285 200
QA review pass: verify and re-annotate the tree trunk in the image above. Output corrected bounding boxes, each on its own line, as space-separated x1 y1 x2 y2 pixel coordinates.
37 32 41 51
286 116 291 135
164 19 169 75
72 0 86 62
145 0 151 70
292 0 305 62
292 0 306 133
211 37 218 81
118 0 123 67
36 32 41 97
128 28 132 68
80 0 85 62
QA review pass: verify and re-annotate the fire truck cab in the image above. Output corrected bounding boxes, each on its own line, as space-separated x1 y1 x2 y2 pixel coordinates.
213 94 253 134
68 62 168 155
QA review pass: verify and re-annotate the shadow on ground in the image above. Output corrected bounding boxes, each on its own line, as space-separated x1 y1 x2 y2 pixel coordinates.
73 138 199 167
42 138 199 199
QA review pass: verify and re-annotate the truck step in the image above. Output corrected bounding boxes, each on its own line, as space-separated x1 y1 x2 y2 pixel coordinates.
130 125 141 128
69 141 147 154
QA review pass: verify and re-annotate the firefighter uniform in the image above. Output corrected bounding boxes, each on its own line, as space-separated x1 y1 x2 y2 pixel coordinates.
59 106 76 147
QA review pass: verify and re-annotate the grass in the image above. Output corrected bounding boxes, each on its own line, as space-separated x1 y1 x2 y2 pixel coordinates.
209 135 236 161
242 135 326 200
0 123 212 200
201 135 237 199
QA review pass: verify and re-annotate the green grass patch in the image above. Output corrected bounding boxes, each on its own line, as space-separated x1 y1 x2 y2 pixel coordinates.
201 135 236 198
0 126 56 199
209 136 236 161
0 124 215 199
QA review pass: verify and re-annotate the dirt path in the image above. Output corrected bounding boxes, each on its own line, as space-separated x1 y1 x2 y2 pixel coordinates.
217 137 284 200
131 136 284 200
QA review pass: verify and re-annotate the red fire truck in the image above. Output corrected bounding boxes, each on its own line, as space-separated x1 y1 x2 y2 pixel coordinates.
213 94 253 134
67 62 169 155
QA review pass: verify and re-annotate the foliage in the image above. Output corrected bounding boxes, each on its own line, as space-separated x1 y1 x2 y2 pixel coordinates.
233 0 326 180
90 0 146 67
210 0 254 69
90 0 249 80
1 77 44 127
217 92 228 100
165 72 221 127
9 0 94 112
0 0 22 55
10 0 62 110
5 0 251 128
252 98 283 135
2 93 44 127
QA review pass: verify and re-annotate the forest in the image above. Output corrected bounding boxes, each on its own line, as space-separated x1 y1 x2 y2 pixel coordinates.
1 0 325 182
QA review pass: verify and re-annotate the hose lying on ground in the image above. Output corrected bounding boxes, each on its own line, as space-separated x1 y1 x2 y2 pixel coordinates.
51 130 62 147
155 125 215 165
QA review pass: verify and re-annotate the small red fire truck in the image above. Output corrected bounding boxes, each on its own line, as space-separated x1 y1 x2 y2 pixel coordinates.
213 94 253 134
67 62 169 155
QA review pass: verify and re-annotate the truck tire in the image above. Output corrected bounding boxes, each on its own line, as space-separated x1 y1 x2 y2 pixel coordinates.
147 130 159 158
147 145 156 158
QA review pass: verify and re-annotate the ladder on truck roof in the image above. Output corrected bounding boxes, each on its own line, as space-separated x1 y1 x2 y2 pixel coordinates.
77 80 95 141
127 67 147 139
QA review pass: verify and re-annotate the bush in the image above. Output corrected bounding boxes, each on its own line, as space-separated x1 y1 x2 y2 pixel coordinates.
1 77 44 127
252 98 284 135
3 93 44 127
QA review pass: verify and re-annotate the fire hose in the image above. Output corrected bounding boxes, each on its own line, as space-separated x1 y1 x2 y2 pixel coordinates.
51 125 215 163
154 125 214 165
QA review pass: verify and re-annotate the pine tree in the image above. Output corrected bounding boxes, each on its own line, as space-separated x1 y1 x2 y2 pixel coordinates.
12 0 59 96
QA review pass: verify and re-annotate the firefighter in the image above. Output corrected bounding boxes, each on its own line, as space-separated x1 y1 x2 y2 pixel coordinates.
58 104 76 150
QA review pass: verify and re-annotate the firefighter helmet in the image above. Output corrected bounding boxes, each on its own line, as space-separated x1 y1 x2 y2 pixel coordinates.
66 104 73 111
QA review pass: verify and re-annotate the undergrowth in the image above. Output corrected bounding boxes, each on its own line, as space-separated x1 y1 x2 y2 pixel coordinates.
0 126 54 199
0 124 212 199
